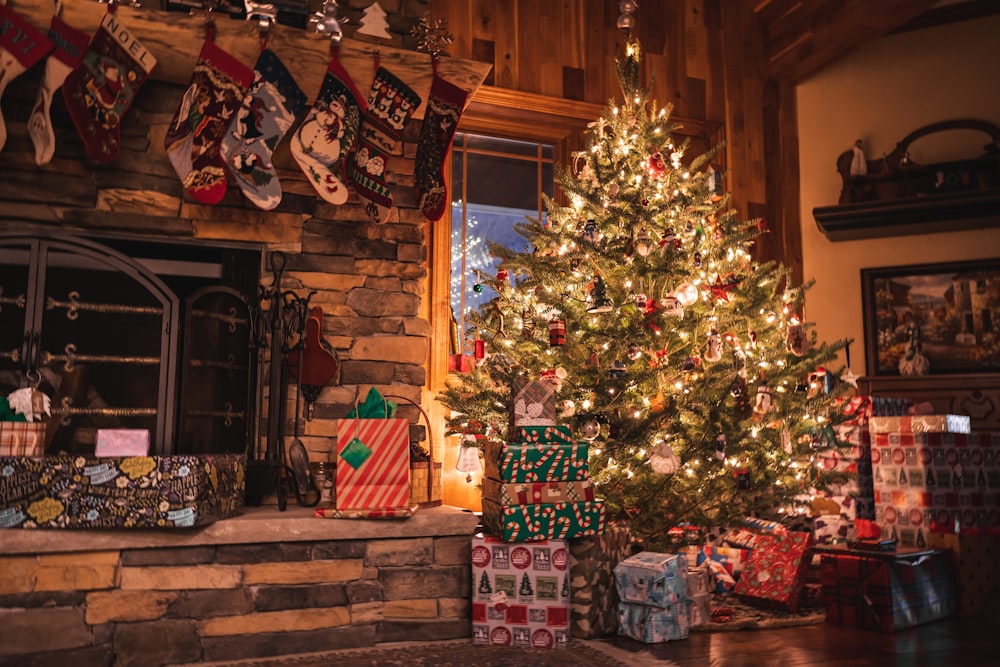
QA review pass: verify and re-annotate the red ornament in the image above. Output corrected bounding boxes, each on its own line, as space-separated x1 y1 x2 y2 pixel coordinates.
709 274 740 302
647 150 667 177
549 318 566 346
474 339 486 359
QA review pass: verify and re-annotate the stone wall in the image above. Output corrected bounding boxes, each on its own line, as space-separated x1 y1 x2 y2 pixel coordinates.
0 507 477 666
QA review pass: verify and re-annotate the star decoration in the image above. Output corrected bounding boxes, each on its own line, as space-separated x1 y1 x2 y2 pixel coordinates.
709 275 739 302
411 15 454 58
840 367 860 389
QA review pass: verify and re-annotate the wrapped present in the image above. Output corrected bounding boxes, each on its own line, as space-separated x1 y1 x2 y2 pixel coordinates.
482 477 595 505
869 415 970 435
820 547 957 631
744 516 788 533
926 530 1000 617
814 514 848 544
95 428 150 457
471 534 570 649
510 425 573 445
482 498 605 542
336 416 410 510
0 454 244 528
686 562 712 596
704 558 736 594
509 379 556 434
723 528 768 550
733 531 812 612
484 439 590 483
614 551 688 608
0 422 45 457
568 523 632 638
690 592 711 626
617 600 691 643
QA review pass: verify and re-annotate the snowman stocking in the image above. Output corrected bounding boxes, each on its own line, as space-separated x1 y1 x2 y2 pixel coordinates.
290 54 365 205
220 49 306 210
347 66 421 224
0 5 53 153
62 8 155 164
415 69 467 221
28 14 89 165
164 31 253 205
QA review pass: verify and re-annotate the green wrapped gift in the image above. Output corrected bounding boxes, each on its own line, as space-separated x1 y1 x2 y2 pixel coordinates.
482 477 596 505
510 425 572 445
482 498 606 542
485 439 590 483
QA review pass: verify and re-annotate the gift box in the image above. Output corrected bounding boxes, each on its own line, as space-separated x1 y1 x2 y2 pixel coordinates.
614 551 688 609
484 439 590 483
689 592 711 626
820 547 957 631
95 428 150 457
471 534 570 649
568 523 632 638
482 477 596 505
482 498 605 542
723 528 768 550
336 417 410 510
0 422 45 457
510 425 573 446
616 600 691 643
0 454 244 528
926 530 1000 617
685 562 712 596
869 415 971 434
509 379 556 433
697 546 750 593
733 531 812 612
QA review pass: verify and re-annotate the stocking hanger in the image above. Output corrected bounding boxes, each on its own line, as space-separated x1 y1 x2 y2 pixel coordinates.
310 0 343 45
244 1 277 43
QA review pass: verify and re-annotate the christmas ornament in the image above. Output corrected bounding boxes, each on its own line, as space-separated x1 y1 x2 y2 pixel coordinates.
63 6 156 165
627 343 642 360
647 150 667 177
415 68 468 221
520 308 536 338
356 2 392 40
710 274 739 302
496 267 509 285
456 434 481 483
587 274 614 313
734 468 752 490
649 441 680 474
681 355 701 372
290 52 365 205
635 228 652 256
704 326 722 362
165 28 252 204
731 375 752 419
754 378 772 417
660 295 683 318
781 425 792 454
618 0 638 31
473 338 485 360
548 317 566 346
693 252 702 269
347 66 422 224
840 342 859 388
29 14 88 165
578 416 602 441
558 399 576 418
786 314 808 356
540 367 567 392
674 283 699 306
6 387 51 423
715 434 727 461
0 6 53 154
582 219 602 244
608 361 627 379
473 272 484 293
221 49 307 211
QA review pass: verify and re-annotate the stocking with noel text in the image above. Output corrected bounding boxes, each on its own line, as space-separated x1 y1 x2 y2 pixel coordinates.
415 68 468 221
62 7 156 165
165 28 253 205
347 66 421 224
220 49 307 210
290 51 365 205
29 13 89 165
0 4 53 153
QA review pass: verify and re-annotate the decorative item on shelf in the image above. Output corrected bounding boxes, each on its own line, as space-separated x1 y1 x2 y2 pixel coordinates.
355 1 392 41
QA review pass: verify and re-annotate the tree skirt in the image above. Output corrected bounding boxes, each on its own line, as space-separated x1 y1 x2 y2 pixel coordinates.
693 594 826 632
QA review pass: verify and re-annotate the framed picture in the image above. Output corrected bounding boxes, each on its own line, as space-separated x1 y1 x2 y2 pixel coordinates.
861 258 1000 377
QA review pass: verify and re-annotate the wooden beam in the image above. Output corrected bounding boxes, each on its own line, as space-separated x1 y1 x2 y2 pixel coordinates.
20 0 493 119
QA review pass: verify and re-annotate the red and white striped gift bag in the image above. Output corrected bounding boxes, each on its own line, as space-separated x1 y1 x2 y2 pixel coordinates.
336 418 410 510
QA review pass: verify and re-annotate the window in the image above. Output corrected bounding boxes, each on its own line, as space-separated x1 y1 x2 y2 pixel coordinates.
449 133 556 354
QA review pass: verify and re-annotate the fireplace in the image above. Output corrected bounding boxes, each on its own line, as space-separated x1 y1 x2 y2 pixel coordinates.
0 230 261 457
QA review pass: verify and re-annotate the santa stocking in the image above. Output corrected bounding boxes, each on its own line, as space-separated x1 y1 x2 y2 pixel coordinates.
220 49 306 211
415 70 468 221
62 8 155 165
164 33 252 205
347 66 421 224
290 54 365 205
29 14 90 165
0 5 54 153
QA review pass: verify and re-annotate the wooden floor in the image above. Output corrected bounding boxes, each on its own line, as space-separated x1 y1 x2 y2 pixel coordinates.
597 617 999 666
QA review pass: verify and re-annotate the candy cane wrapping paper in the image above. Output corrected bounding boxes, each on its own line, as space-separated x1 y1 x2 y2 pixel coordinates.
482 498 606 542
336 418 410 510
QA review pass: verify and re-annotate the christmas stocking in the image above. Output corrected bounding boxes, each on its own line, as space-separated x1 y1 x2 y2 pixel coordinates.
347 66 421 224
290 54 365 205
164 34 253 205
220 49 307 211
0 5 54 153
29 14 90 165
62 9 155 165
415 71 468 221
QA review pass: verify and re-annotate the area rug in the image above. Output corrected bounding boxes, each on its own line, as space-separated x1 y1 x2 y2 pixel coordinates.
198 640 635 667
692 594 826 632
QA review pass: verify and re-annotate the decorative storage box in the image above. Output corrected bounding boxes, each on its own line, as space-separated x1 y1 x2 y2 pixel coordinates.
869 414 971 435
926 531 1000 617
485 439 590 483
617 600 691 643
0 422 45 457
95 428 150 457
471 534 570 649
482 498 605 542
614 551 688 609
733 531 812 612
568 523 632 638
820 546 957 632
508 380 557 434
0 454 245 528
482 477 596 505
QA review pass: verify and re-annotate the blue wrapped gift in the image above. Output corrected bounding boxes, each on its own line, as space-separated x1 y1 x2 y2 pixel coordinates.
617 600 691 643
614 551 688 608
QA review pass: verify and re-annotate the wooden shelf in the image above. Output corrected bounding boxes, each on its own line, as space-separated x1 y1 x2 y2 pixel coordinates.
813 189 1000 241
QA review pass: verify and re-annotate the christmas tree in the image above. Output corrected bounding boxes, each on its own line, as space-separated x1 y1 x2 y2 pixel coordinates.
439 39 851 550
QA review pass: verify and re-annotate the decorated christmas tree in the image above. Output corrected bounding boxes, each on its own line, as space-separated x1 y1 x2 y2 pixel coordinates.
439 39 852 550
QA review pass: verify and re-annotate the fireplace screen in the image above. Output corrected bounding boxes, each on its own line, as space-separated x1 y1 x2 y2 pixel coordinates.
0 232 261 456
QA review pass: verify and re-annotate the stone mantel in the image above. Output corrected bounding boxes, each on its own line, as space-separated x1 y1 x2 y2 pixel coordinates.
0 504 480 556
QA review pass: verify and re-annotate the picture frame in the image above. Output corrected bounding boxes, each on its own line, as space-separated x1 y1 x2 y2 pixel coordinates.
861 258 1000 377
